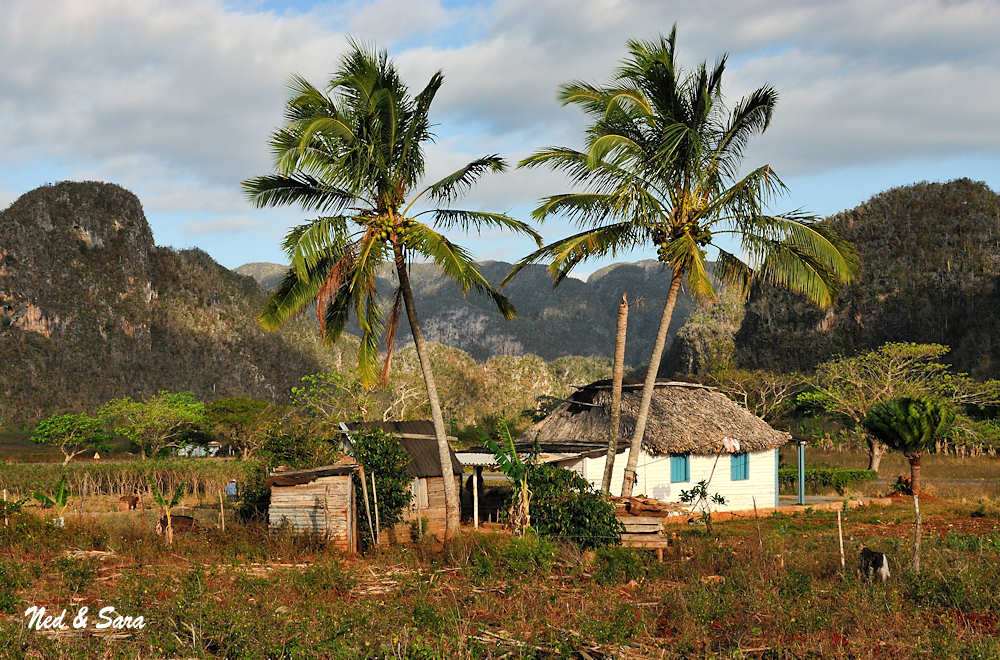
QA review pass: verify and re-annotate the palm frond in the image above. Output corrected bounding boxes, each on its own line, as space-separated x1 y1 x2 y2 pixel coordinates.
421 155 506 204
422 209 541 245
241 174 356 213
408 223 515 318
501 222 641 287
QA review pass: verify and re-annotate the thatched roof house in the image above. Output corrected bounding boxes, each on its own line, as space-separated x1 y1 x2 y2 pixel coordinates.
521 379 790 510
522 379 789 456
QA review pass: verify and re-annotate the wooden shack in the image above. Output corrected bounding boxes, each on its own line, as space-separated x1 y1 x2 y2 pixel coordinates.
343 421 463 542
266 464 359 552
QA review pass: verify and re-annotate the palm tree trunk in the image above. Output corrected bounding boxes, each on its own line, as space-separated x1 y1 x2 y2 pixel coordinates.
912 491 921 573
602 293 629 494
908 453 922 495
622 267 684 497
393 245 460 538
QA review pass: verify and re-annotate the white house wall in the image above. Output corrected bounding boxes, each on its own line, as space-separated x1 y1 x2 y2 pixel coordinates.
566 448 778 512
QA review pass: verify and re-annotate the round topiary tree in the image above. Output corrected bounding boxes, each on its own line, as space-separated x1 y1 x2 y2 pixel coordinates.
863 396 954 572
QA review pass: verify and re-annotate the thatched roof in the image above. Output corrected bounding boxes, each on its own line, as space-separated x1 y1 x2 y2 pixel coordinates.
522 379 790 456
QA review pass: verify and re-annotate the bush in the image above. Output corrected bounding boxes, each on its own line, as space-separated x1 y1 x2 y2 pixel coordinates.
348 427 412 548
466 532 557 579
778 467 877 495
594 547 649 585
525 463 623 549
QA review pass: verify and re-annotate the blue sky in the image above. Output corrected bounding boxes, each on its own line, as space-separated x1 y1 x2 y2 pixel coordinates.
2 0 998 277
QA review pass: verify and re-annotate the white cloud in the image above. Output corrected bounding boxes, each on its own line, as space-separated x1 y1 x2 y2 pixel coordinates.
0 0 997 267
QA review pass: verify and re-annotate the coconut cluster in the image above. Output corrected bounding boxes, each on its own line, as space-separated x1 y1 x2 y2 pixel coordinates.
652 225 713 262
370 215 417 244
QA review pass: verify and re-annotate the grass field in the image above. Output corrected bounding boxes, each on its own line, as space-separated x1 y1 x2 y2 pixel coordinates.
1 495 999 658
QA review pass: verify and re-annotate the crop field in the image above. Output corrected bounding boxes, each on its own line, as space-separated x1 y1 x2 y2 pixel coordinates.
1 494 999 659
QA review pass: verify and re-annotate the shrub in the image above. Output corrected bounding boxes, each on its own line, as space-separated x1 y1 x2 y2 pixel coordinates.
0 560 32 614
348 427 412 547
53 557 98 594
467 532 557 579
525 463 623 550
778 467 877 495
594 547 650 585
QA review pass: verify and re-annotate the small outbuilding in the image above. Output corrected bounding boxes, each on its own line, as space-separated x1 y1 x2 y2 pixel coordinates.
266 464 360 552
342 421 463 542
521 379 790 511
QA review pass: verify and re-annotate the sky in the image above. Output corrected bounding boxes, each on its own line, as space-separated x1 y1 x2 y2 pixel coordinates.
2 0 999 277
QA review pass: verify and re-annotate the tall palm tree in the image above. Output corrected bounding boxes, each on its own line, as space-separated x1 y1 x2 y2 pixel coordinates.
506 27 858 497
243 43 540 538
864 396 954 572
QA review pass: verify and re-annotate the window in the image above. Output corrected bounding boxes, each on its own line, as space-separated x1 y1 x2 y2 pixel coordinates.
670 454 689 483
731 452 749 481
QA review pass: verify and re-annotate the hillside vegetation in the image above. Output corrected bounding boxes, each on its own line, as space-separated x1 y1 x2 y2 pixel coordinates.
734 179 1000 377
238 260 696 365
0 182 355 422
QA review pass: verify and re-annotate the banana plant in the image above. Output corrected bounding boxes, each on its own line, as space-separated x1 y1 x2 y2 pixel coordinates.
33 474 70 525
148 475 186 545
484 424 531 535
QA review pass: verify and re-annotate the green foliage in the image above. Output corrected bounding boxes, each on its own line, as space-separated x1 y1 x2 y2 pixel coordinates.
348 427 413 541
32 474 70 512
205 397 272 459
778 468 877 495
0 560 31 614
466 532 557 579
510 26 856 308
292 559 355 594
593 546 660 585
99 391 206 458
147 475 185 510
524 463 623 549
30 413 107 464
736 179 1000 379
679 480 727 532
53 557 98 594
864 397 955 456
0 459 260 500
243 43 536 388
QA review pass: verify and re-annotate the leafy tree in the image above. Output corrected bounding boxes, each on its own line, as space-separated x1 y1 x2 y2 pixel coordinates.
242 43 540 538
31 413 107 465
801 343 1000 470
507 26 857 497
99 391 206 458
205 397 275 459
864 397 954 572
526 463 623 550
347 427 412 546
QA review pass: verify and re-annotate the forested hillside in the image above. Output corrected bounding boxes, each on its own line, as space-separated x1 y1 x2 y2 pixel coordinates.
734 179 1000 377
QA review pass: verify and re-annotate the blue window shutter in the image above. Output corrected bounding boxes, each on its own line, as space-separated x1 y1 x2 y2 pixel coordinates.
731 452 749 481
670 454 689 482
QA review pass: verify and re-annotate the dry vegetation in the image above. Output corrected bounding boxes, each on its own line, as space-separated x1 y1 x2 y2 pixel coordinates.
1 494 998 659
